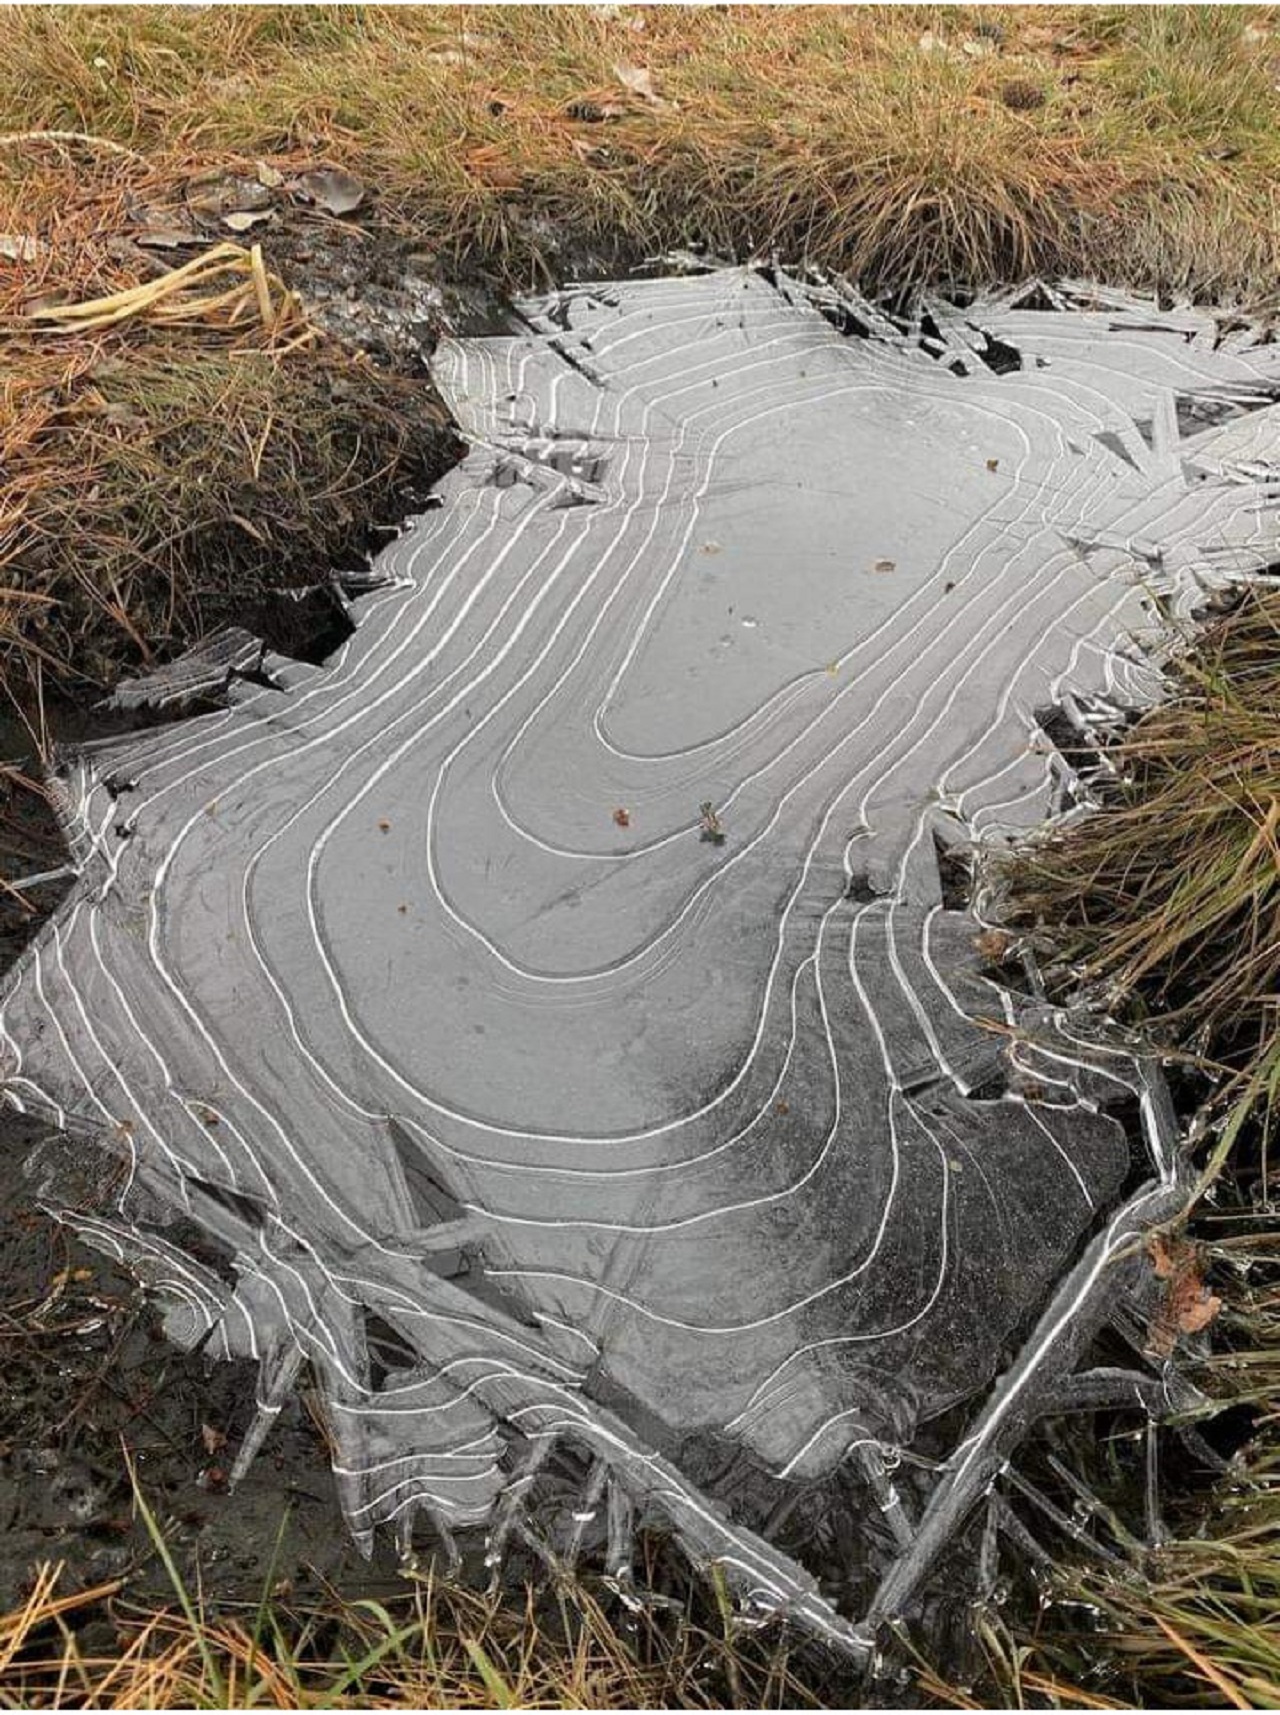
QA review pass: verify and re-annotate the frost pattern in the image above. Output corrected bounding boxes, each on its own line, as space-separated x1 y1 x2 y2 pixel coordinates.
5 271 1279 1653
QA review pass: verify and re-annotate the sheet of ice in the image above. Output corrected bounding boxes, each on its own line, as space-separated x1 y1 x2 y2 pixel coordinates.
5 271 1279 1650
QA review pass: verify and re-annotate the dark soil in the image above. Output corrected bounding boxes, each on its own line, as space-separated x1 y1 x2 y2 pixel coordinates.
0 1116 404 1619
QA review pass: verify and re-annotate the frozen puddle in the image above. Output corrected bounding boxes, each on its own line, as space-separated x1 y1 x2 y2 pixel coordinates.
5 270 1279 1652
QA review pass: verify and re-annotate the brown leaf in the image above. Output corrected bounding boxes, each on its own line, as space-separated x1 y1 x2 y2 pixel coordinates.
872 558 896 574
612 807 631 827
1178 1288 1222 1336
135 226 200 250
986 457 1000 472
613 62 666 105
200 1422 227 1456
1145 1231 1221 1354
973 928 1013 964
1147 1230 1176 1279
222 210 274 233
296 167 366 217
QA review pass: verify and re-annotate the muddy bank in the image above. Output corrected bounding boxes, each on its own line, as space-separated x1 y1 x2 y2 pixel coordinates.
0 1114 405 1618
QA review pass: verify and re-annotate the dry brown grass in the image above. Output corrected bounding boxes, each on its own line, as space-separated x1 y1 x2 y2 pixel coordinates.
988 594 1280 1710
0 144 455 735
1006 591 1280 1163
5 7 1280 294
0 1555 819 1710
4 7 1280 723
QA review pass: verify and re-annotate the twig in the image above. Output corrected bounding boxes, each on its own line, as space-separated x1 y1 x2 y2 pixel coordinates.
0 129 147 166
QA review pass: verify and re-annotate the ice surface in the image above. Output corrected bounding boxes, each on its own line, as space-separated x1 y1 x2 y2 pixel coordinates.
5 271 1279 1650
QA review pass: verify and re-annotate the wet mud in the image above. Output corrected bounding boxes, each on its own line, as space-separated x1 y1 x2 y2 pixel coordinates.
3 266 1279 1654
0 1115 403 1617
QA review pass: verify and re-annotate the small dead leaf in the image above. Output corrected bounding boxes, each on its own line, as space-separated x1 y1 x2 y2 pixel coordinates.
613 62 666 105
256 160 285 189
0 234 42 262
200 1423 227 1456
101 402 145 433
872 558 896 574
1148 1230 1176 1280
986 457 1000 473
973 928 1013 964
296 167 366 217
222 210 274 233
378 818 392 832
135 226 200 250
1145 1231 1222 1356
1178 1289 1222 1337
612 807 631 827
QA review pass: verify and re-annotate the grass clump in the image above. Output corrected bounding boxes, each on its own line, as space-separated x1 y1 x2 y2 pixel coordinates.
0 1555 819 1710
991 591 1280 1709
0 146 456 736
3 326 448 710
2 7 1280 296
1006 592 1280 1156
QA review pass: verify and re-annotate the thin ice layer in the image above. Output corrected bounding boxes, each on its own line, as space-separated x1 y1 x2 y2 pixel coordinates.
4 271 1279 1648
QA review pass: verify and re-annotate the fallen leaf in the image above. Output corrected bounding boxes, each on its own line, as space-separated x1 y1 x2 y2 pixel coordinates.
1148 1230 1176 1279
986 457 1000 473
101 402 145 433
200 1423 227 1456
1178 1289 1222 1336
973 928 1013 964
187 176 273 218
1145 1231 1222 1355
872 558 896 574
612 807 631 827
296 166 366 216
613 61 666 105
0 234 42 262
222 209 274 233
256 160 284 189
378 818 392 832
135 226 199 250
